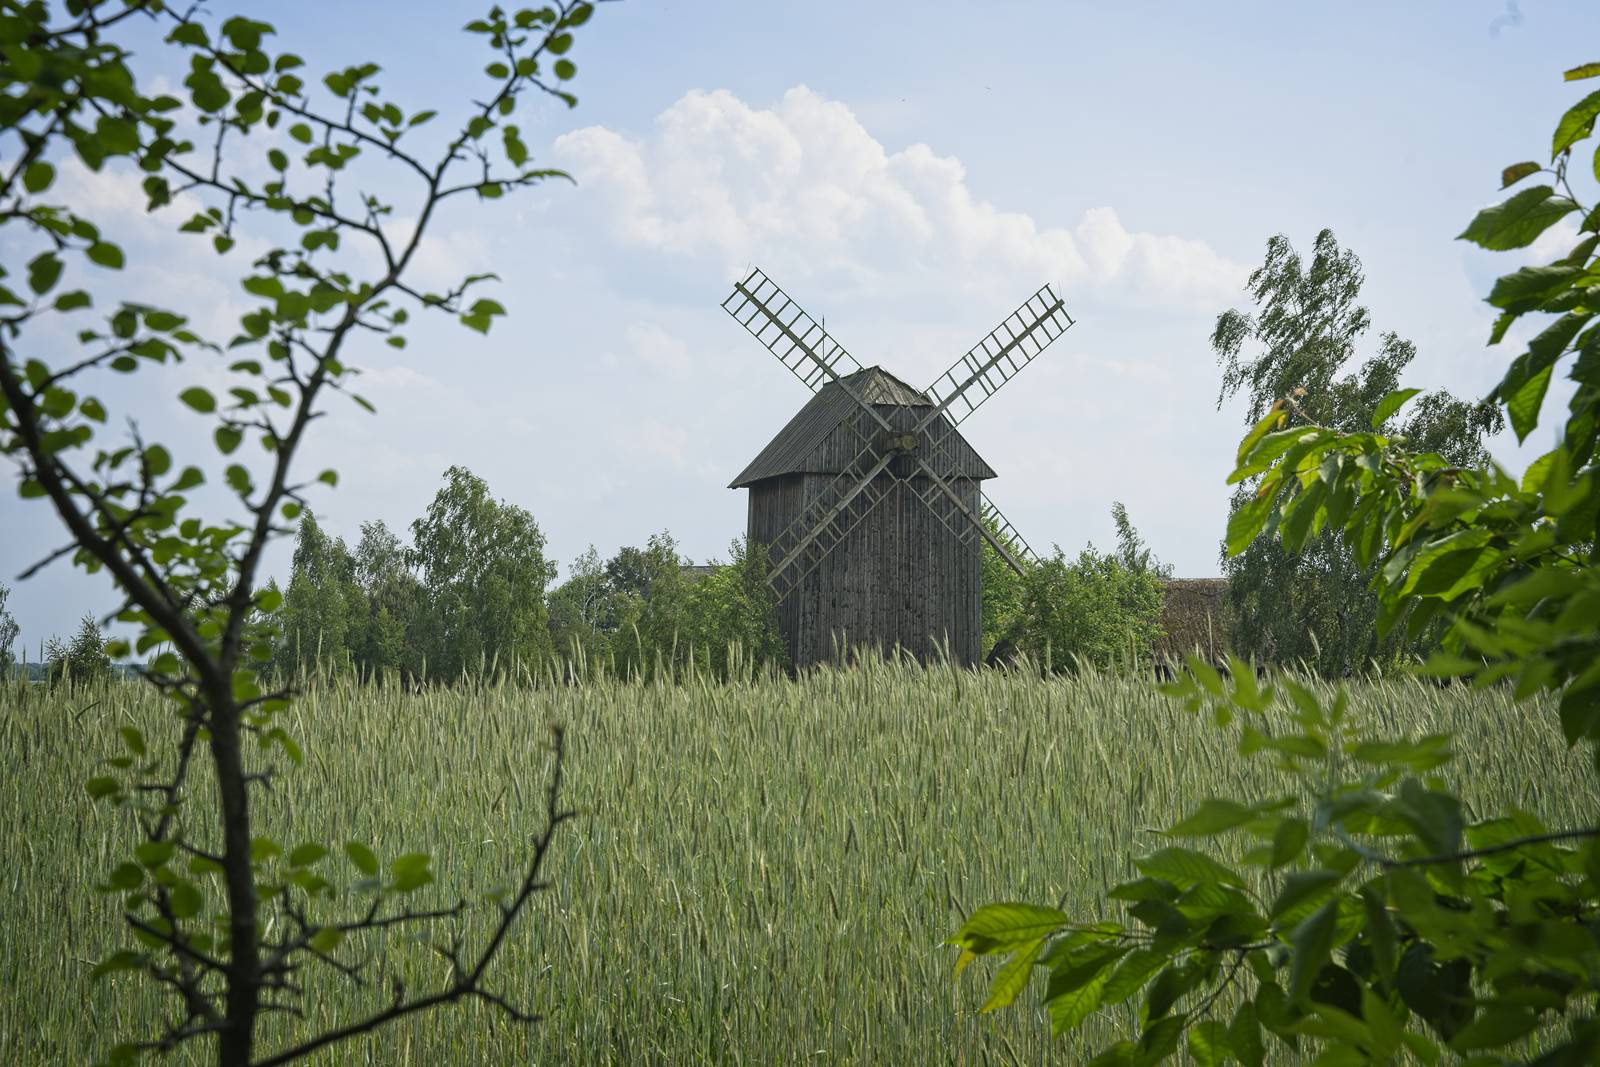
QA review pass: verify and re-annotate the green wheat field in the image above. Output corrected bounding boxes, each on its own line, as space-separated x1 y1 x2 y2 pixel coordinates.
0 662 1584 1065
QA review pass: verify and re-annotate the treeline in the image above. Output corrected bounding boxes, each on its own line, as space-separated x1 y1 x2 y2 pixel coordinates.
0 477 1180 687
263 466 786 682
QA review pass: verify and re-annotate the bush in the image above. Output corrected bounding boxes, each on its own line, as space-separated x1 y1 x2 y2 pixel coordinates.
986 503 1168 671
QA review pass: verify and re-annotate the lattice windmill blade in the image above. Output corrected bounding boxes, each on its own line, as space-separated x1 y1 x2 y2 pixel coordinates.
722 267 867 394
980 494 1038 566
904 454 1027 577
764 446 897 602
919 284 1074 430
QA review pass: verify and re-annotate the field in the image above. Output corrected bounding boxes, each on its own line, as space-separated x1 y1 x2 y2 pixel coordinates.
1 662 1587 1065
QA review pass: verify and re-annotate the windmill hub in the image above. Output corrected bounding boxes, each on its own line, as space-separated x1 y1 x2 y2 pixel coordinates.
722 268 1075 667
880 431 920 455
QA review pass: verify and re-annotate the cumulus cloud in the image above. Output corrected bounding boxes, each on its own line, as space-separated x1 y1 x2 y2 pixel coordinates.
624 322 692 374
554 86 1247 310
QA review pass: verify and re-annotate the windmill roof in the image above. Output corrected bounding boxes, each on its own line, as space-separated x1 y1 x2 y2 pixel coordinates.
729 366 997 488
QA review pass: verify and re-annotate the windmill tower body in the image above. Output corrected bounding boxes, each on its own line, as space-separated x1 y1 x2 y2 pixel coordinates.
721 269 1074 672
731 368 996 666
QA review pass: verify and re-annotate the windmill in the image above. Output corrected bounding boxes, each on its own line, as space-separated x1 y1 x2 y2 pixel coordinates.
722 268 1074 668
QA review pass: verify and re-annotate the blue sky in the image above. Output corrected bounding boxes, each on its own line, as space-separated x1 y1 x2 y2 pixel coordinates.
3 0 1596 650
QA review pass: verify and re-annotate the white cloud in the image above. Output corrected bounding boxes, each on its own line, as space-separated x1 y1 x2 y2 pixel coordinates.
354 364 441 390
553 86 1247 310
624 322 692 374
1525 215 1582 265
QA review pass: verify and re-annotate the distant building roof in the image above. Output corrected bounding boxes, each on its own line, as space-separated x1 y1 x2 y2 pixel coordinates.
729 366 996 488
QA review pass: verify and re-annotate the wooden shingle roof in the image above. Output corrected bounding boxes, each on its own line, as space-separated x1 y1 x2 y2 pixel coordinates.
729 366 997 488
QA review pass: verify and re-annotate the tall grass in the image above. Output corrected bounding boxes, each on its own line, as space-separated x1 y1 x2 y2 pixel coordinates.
0 663 1586 1064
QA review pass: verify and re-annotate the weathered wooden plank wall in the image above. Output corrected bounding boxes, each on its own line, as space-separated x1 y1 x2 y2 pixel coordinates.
748 471 982 669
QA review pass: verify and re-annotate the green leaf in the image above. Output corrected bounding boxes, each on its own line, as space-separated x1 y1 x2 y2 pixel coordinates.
135 840 174 868
22 161 54 193
105 861 144 891
1167 798 1254 837
91 950 148 980
85 776 121 800
951 903 1068 952
1230 1000 1265 1067
389 852 433 892
1505 363 1553 441
344 841 378 876
1047 966 1111 1035
1459 186 1579 251
289 842 328 867
1371 388 1422 430
119 726 146 757
1288 901 1338 1004
1100 947 1167 1004
1566 62 1600 81
214 426 242 454
1187 1021 1232 1067
981 937 1045 1012
1269 818 1308 868
27 252 63 295
1136 847 1244 888
308 926 345 954
1395 779 1464 859
169 881 204 919
1227 478 1283 556
87 243 125 269
1553 89 1600 159
1269 870 1343 922
179 387 216 414
143 444 172 477
1500 160 1541 188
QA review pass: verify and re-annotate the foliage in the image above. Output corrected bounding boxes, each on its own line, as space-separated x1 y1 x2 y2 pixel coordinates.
46 612 113 687
407 465 557 679
679 536 788 678
1213 231 1503 675
275 513 365 677
980 518 1028 660
547 532 787 680
0 2 596 1062
350 518 419 675
953 62 1600 1064
0 581 18 678
984 503 1168 671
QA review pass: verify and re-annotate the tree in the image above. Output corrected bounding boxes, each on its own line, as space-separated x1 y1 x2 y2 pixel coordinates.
47 612 112 687
0 581 19 679
351 519 417 677
409 466 557 679
984 504 1168 672
953 60 1600 1064
275 513 364 676
547 544 617 667
680 537 787 678
0 4 595 1062
1212 230 1502 674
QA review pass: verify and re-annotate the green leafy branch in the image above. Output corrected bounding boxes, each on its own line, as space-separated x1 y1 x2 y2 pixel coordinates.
1 2 599 1062
951 59 1600 1066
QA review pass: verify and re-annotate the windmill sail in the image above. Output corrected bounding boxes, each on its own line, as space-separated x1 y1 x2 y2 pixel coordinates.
722 268 865 393
762 440 895 601
922 284 1074 429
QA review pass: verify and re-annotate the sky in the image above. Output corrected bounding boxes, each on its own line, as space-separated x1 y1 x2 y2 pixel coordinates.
3 0 1596 651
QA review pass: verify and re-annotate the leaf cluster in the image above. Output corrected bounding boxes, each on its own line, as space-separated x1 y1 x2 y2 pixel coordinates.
954 61 1600 1065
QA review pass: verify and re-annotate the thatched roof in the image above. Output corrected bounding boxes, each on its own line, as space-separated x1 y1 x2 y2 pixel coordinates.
730 366 996 488
1155 578 1232 664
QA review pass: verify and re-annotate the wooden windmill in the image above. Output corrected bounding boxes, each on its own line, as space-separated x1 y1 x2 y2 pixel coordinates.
723 268 1074 668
